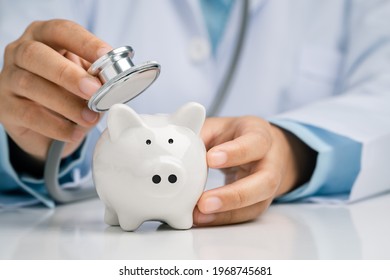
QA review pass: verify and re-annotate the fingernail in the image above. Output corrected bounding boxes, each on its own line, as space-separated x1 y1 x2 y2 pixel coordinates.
71 127 85 142
81 107 99 123
97 47 113 57
196 213 216 224
79 77 101 97
209 151 227 167
203 197 223 213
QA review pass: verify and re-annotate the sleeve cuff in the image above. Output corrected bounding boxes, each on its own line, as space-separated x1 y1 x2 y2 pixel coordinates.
0 127 100 208
269 119 362 202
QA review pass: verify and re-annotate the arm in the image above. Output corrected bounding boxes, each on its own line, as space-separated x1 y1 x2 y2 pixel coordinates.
0 3 112 206
193 0 390 226
274 0 390 202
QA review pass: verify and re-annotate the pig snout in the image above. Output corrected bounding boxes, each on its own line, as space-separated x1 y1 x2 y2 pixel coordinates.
152 174 177 184
150 158 185 186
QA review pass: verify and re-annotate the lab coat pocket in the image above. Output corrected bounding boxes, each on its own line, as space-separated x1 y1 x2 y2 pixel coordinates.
288 45 342 108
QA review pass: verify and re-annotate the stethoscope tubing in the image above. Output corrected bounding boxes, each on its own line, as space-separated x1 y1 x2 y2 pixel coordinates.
44 140 97 203
207 0 249 117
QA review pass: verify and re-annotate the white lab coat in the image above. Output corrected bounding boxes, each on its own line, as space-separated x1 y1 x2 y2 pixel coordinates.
0 0 389 204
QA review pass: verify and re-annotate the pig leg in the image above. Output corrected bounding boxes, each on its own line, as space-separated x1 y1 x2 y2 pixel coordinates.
166 213 193 230
104 207 119 226
118 215 143 231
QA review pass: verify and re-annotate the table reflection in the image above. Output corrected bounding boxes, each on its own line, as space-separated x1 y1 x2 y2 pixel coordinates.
0 192 389 259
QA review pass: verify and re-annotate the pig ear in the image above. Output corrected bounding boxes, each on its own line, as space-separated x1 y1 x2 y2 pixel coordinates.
171 102 206 135
107 104 145 141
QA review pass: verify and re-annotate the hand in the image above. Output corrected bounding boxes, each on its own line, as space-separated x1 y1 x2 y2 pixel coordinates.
193 116 316 226
0 19 112 162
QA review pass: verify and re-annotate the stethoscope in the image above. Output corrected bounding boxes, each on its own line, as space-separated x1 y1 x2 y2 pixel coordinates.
44 0 249 204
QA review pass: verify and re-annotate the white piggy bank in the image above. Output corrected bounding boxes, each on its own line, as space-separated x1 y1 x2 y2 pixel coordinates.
92 102 207 231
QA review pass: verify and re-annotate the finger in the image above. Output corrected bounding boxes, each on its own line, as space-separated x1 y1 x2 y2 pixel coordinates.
207 130 272 168
5 97 86 143
201 117 235 150
63 51 92 70
193 199 272 226
8 66 99 127
13 40 101 99
197 169 280 214
28 19 112 62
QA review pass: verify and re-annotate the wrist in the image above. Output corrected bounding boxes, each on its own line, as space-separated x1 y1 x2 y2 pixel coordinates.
7 134 45 178
271 125 317 196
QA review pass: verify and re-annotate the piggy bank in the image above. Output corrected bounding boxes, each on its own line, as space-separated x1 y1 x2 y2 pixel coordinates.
92 102 207 231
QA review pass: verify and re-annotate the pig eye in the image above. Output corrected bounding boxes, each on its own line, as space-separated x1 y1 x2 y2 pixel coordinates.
168 138 174 144
146 139 152 145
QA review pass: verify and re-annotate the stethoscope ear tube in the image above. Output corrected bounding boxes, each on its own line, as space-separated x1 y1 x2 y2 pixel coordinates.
207 0 249 117
44 140 97 204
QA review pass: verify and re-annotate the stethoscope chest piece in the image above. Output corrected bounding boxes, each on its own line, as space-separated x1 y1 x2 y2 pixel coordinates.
44 46 160 203
87 46 160 112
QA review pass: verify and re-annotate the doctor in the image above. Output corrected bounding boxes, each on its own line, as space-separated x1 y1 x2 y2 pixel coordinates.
0 0 389 226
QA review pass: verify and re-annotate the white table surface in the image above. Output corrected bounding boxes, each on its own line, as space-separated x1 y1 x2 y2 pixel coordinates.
1 192 389 260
